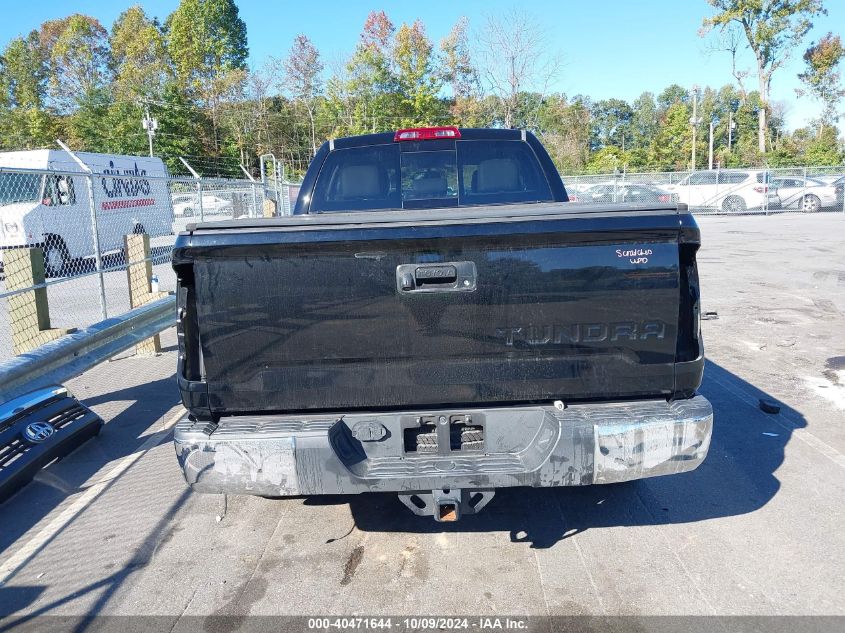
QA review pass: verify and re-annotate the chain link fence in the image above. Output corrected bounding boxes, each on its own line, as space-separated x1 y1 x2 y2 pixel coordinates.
1 157 843 362
0 164 264 361
275 164 845 215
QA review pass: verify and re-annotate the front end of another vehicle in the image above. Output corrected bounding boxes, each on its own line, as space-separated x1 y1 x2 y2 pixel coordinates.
0 172 45 272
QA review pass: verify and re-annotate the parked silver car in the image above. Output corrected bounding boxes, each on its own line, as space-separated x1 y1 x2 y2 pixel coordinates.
171 193 233 218
769 176 839 212
660 170 778 212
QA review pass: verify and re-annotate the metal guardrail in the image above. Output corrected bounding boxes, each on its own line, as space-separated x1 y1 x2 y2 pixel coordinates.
0 295 175 403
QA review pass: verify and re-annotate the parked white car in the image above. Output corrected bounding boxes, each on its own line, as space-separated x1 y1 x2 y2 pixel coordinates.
172 194 233 218
661 170 779 212
0 149 173 276
769 176 839 212
810 174 844 185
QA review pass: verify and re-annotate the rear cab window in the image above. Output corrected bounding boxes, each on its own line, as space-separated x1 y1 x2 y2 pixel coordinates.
307 131 556 213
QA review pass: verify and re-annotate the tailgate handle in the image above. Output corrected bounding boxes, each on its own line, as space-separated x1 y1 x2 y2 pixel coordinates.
396 261 477 293
415 265 457 284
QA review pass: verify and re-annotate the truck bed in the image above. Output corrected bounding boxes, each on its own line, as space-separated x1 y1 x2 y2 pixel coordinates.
173 202 703 418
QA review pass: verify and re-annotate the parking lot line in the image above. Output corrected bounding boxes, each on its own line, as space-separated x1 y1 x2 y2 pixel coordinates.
0 406 185 587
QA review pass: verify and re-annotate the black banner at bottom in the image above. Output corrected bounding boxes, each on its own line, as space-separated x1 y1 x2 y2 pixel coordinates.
0 616 842 633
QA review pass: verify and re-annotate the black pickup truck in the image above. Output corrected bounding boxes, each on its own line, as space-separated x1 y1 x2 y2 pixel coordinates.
172 127 712 521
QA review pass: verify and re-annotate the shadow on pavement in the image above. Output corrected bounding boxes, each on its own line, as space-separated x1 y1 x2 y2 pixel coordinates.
0 374 179 556
0 360 810 619
0 488 191 628
327 361 805 548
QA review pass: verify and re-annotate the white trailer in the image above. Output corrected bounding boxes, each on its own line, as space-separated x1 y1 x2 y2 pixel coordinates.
0 149 174 275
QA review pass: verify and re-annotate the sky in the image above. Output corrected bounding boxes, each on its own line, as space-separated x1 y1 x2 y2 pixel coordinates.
1 0 841 131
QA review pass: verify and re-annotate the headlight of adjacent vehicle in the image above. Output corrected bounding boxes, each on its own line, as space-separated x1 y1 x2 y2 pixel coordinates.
4 222 21 234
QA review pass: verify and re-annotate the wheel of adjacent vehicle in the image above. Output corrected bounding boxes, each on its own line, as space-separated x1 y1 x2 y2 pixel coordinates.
722 195 747 214
801 194 820 213
43 234 70 277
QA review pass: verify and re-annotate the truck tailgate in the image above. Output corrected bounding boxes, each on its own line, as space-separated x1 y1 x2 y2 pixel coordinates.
174 204 696 415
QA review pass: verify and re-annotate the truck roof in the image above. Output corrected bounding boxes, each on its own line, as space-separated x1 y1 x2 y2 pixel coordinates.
296 127 568 214
328 127 526 150
0 149 168 176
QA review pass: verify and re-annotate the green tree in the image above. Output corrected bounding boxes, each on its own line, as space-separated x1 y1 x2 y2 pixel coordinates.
440 17 483 126
393 20 443 127
802 124 843 164
630 92 658 151
283 35 324 156
707 84 742 166
110 5 172 101
166 0 247 87
323 73 358 138
344 10 398 134
649 102 692 170
585 146 629 174
590 98 633 151
97 6 176 159
36 14 114 150
38 14 111 114
66 85 112 150
536 94 591 172
331 11 449 135
152 82 207 171
657 84 689 113
798 32 845 129
701 0 826 154
728 91 771 165
166 0 248 152
0 34 55 148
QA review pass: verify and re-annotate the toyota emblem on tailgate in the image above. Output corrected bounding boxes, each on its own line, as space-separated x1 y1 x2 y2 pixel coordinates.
23 421 55 443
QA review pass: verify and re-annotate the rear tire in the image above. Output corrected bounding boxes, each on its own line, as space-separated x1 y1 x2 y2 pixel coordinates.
43 235 69 278
801 194 820 213
722 196 746 214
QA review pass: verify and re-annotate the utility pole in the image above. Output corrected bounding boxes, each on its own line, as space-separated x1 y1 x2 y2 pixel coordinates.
708 120 715 170
689 86 702 170
142 107 158 157
727 112 732 151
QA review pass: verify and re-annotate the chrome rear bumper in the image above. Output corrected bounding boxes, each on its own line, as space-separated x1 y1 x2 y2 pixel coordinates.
174 395 712 496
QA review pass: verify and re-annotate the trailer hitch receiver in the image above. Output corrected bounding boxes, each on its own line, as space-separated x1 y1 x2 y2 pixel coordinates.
398 488 495 521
